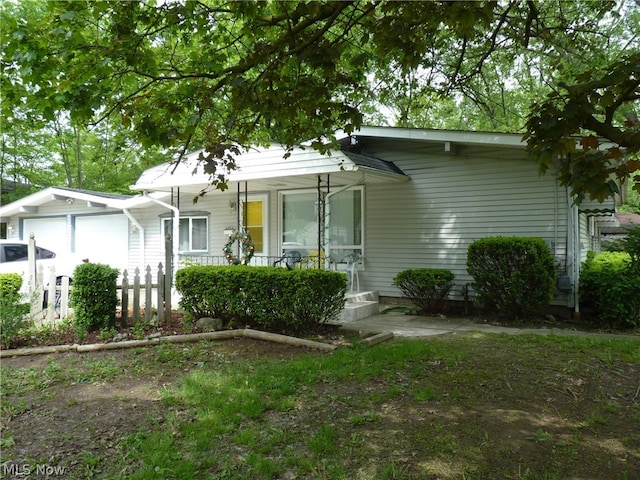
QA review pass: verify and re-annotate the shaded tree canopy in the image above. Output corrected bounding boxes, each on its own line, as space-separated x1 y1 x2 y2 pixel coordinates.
1 107 167 202
1 0 638 200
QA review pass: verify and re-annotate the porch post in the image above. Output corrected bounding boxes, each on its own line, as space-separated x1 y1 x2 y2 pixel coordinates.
317 176 322 268
324 174 366 271
236 183 241 230
142 192 179 282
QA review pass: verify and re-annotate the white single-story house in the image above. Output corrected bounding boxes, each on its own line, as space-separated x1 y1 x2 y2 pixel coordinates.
0 127 616 316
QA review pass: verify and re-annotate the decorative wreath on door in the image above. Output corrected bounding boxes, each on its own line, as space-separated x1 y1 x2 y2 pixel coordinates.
223 230 255 265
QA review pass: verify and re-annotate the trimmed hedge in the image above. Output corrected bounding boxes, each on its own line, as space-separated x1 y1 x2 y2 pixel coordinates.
622 225 640 274
392 269 454 314
70 263 119 338
0 272 22 300
580 251 640 329
176 265 347 334
467 236 556 319
0 273 29 348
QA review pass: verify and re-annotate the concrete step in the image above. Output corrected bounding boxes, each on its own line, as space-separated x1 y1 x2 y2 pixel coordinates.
340 301 380 323
345 291 379 304
336 291 379 323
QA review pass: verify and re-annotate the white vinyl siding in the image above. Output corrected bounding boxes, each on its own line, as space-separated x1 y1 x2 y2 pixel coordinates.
361 139 569 300
578 213 591 264
127 205 164 280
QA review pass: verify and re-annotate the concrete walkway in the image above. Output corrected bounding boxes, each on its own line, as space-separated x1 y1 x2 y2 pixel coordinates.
337 312 640 340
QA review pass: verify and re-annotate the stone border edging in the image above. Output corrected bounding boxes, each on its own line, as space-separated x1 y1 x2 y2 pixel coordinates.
0 328 390 358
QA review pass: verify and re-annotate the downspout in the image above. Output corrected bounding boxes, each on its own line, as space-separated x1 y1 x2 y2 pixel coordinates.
143 192 180 276
567 191 581 318
122 209 145 270
573 202 581 319
324 173 366 267
553 179 558 261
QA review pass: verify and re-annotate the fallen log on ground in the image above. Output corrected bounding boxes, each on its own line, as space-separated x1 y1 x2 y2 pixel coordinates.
1 328 340 357
359 331 394 347
243 328 338 352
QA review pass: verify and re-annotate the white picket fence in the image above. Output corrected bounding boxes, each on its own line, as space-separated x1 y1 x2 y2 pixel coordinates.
30 265 72 327
119 264 173 326
25 234 174 327
30 263 173 327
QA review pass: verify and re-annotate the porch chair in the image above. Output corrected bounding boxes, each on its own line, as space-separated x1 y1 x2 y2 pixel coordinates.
273 250 302 270
339 253 361 292
298 250 326 269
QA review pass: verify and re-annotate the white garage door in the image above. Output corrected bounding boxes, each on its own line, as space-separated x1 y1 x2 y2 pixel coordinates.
75 214 129 272
22 217 68 253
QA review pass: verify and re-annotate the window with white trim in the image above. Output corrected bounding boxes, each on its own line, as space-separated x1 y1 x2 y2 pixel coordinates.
327 188 363 261
280 187 363 261
162 215 209 253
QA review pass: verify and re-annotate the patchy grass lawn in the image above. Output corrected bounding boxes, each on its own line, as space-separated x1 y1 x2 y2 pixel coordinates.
1 333 639 479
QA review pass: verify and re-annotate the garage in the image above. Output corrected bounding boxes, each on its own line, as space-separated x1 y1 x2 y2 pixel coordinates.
22 216 68 252
74 214 130 272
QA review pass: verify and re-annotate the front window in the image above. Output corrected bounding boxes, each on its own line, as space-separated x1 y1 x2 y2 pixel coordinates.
328 188 362 261
282 191 322 251
162 215 208 253
280 187 363 261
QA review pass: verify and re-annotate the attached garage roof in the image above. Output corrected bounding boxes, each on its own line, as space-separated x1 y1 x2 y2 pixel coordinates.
0 186 170 220
50 186 132 201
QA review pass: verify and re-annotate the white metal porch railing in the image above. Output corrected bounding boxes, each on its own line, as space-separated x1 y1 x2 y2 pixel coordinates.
180 254 330 268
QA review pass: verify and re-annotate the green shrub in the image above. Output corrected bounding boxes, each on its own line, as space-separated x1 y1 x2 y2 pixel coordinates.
0 273 30 348
392 269 454 314
580 251 640 329
70 263 119 338
621 225 640 274
466 237 557 320
0 272 23 299
176 266 347 334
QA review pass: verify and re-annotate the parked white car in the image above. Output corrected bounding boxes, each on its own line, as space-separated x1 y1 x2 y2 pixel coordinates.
0 240 83 291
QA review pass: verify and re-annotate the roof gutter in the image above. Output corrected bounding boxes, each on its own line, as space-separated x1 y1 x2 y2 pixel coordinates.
122 209 145 271
142 191 180 275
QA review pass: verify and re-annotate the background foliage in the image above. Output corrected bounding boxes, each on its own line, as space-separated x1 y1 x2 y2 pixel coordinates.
580 251 640 329
1 0 638 203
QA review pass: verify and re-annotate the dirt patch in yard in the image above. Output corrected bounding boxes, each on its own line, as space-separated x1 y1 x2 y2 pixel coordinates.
1 331 639 479
1 338 319 477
